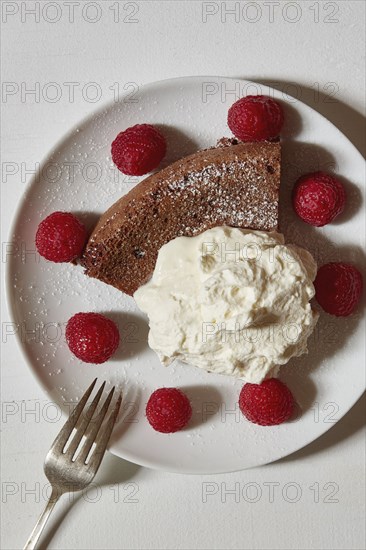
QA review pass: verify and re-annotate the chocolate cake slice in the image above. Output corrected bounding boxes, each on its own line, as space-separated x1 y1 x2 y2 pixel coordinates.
82 141 281 295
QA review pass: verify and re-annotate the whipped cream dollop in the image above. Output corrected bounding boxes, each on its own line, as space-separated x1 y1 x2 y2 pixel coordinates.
134 227 318 383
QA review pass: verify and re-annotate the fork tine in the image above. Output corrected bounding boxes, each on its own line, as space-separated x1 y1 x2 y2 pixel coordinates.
87 393 122 473
76 386 115 464
50 378 97 452
65 381 106 459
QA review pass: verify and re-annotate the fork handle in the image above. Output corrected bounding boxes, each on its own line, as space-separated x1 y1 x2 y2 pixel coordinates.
23 488 61 550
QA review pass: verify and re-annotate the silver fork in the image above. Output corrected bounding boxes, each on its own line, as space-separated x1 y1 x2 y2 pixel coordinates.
23 379 122 550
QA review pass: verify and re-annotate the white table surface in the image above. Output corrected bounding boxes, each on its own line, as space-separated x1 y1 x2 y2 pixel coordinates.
1 1 365 549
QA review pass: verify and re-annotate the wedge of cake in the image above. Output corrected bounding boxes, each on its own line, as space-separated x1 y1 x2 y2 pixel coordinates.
82 141 281 295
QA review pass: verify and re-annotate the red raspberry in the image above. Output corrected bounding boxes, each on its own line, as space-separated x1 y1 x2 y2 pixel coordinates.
36 211 87 262
111 124 166 176
314 263 363 316
239 379 295 426
66 313 120 364
227 95 284 142
293 171 346 227
146 388 192 433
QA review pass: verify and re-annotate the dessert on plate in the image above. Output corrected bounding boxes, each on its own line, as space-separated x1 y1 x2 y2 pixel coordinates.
82 128 319 385
34 94 363 429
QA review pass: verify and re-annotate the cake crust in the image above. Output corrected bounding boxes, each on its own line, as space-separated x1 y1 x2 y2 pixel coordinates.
82 141 281 295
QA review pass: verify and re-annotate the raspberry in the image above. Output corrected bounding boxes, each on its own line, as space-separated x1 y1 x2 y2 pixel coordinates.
239 379 295 426
66 313 120 364
111 124 166 176
36 211 87 263
292 171 346 227
314 263 363 316
146 388 192 433
227 95 284 142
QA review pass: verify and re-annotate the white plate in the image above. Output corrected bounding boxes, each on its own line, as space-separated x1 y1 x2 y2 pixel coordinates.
6 76 366 474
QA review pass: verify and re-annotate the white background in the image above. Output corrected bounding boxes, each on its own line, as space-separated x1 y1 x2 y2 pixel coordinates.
1 1 365 549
